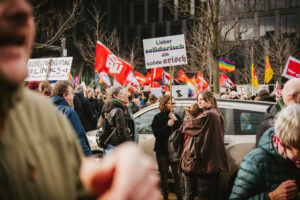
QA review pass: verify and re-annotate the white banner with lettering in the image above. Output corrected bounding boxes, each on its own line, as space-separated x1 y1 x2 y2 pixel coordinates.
172 85 188 99
143 34 187 69
25 57 73 81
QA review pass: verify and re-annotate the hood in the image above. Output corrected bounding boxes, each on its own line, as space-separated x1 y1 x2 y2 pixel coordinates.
50 96 69 107
102 100 124 114
264 101 282 121
258 127 283 159
74 91 84 97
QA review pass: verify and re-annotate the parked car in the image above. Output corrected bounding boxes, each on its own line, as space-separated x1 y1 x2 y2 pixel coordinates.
87 98 275 196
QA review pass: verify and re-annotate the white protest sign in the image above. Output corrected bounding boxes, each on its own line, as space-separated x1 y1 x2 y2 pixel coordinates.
150 88 163 98
143 34 187 69
172 85 188 99
282 56 300 79
25 57 73 81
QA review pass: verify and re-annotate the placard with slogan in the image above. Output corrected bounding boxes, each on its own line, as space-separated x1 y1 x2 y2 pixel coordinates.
171 85 189 99
25 57 73 81
143 34 187 69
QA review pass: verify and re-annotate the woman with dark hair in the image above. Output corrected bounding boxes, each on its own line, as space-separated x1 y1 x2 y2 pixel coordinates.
151 95 183 200
180 91 230 200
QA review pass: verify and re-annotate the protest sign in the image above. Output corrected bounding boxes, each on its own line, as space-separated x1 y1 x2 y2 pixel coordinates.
172 85 188 99
143 34 187 69
283 56 300 79
25 57 73 81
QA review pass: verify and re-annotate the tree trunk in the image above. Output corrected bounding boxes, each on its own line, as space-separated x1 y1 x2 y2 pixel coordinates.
213 56 220 94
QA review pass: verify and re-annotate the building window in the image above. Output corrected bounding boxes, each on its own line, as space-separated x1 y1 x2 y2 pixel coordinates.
156 24 167 37
240 18 254 40
291 0 297 7
250 0 264 11
148 1 159 23
281 14 296 33
135 2 144 25
260 17 275 36
270 0 285 9
163 0 173 22
171 22 182 35
221 21 235 41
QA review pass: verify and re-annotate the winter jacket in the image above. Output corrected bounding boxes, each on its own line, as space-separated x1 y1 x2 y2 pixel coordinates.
101 100 133 146
230 128 300 200
51 96 92 156
151 111 182 155
256 99 284 147
180 107 230 174
0 87 91 199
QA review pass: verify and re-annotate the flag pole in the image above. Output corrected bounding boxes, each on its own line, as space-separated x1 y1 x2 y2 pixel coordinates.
169 66 173 133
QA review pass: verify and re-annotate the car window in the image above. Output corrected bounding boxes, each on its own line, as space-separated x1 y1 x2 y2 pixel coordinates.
135 108 160 134
233 109 264 135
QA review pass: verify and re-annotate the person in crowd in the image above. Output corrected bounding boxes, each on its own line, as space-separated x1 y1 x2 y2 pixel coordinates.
257 89 276 102
51 81 93 156
230 105 300 200
85 87 99 130
0 0 160 199
128 94 140 114
229 91 240 99
180 91 230 200
27 81 40 92
73 85 94 131
146 93 158 106
256 78 300 146
101 86 134 154
38 81 51 97
151 95 183 200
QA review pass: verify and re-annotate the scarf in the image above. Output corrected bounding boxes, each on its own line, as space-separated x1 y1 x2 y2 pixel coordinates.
273 134 300 167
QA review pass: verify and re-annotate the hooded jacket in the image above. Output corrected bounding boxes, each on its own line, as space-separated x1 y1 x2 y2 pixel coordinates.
51 96 92 156
230 128 300 200
101 100 133 146
180 107 230 174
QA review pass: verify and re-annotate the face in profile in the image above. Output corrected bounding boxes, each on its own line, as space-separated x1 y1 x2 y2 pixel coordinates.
197 94 211 109
0 0 35 85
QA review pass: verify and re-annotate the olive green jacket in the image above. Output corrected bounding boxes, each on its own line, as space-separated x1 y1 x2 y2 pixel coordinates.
0 88 91 200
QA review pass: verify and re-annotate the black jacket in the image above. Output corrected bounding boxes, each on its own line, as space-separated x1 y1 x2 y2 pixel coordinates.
101 100 133 146
152 111 182 155
255 99 283 147
73 91 94 131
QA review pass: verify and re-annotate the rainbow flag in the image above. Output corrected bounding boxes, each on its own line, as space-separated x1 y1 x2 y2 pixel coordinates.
219 58 235 72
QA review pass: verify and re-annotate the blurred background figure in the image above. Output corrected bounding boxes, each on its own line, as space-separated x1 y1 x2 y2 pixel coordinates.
230 104 300 199
38 81 51 97
257 89 276 102
27 81 40 92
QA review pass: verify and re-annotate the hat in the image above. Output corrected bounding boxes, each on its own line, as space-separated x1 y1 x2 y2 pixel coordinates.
27 81 40 90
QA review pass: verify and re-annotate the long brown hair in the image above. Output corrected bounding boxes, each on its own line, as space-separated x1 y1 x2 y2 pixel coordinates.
196 91 225 126
159 95 172 112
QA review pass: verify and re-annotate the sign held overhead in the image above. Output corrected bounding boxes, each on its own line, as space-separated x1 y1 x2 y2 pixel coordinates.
143 34 187 69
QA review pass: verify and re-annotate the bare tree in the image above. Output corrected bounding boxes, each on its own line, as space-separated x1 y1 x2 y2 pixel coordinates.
30 0 82 49
164 0 259 93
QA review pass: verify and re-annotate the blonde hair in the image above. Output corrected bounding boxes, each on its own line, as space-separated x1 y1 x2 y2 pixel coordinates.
275 105 300 149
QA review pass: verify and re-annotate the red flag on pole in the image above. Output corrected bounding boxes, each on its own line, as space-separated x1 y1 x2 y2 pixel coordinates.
94 41 133 85
219 73 235 88
178 70 190 83
134 71 147 86
150 67 164 81
196 71 208 91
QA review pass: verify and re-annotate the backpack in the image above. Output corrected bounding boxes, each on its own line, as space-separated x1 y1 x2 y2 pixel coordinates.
168 128 184 162
96 111 117 148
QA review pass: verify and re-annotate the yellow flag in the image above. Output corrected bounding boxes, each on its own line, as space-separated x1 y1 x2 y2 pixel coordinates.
252 64 259 89
265 56 274 83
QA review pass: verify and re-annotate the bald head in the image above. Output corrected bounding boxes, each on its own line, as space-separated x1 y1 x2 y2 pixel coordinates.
282 78 300 106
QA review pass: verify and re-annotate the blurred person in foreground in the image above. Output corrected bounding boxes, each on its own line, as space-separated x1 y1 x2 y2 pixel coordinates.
180 91 230 200
230 105 300 200
256 78 300 146
151 95 183 200
0 0 160 199
51 81 93 156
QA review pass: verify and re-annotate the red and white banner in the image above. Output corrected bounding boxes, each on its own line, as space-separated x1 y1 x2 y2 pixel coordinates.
94 41 133 85
272 81 282 97
219 73 235 88
124 72 140 87
283 56 300 79
134 71 147 86
99 72 111 86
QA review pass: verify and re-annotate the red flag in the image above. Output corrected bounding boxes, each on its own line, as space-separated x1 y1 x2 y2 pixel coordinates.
164 85 169 92
150 67 164 81
178 70 189 83
94 41 133 85
150 81 161 88
145 72 152 84
219 73 234 88
196 71 208 91
134 71 147 86
124 72 140 87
